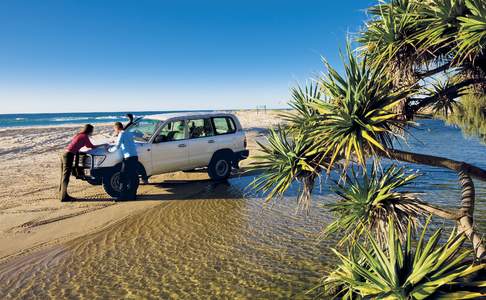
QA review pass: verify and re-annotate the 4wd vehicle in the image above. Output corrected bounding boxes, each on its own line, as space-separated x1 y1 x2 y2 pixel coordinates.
73 112 249 198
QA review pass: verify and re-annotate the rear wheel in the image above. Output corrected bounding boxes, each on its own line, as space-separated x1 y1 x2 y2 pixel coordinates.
208 153 232 181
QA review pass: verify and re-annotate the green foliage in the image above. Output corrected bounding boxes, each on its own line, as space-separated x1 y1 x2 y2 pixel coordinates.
281 83 322 131
415 0 467 56
323 164 427 246
424 79 465 116
440 94 486 142
250 126 326 209
312 46 410 169
357 0 422 80
358 0 486 86
456 0 486 63
314 218 486 299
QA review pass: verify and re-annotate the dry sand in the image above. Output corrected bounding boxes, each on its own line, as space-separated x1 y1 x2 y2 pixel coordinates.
0 110 283 262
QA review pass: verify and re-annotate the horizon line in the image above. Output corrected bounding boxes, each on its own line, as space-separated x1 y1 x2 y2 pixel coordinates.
0 106 289 116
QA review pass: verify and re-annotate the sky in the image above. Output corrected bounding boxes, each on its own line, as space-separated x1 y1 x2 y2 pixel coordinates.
0 0 372 114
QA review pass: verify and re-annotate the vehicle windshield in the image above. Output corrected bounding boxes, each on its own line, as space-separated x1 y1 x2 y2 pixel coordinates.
126 118 160 142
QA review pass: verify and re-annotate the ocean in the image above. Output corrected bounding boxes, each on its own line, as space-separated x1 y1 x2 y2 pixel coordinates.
0 111 214 128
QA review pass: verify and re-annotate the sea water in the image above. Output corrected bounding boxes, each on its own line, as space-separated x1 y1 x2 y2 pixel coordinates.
0 111 213 128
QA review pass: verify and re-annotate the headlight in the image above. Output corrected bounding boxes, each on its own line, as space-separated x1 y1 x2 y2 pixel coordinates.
92 155 106 167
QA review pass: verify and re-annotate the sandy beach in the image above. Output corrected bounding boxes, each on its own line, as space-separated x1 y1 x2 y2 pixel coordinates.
0 110 283 262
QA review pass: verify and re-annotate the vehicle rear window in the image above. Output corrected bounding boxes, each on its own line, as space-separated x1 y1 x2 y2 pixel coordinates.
212 117 236 135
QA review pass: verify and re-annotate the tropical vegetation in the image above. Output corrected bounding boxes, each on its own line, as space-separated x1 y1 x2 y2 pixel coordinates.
313 218 486 299
251 0 486 297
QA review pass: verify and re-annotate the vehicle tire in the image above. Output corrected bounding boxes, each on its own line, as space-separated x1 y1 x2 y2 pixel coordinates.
103 170 122 198
208 153 232 181
103 169 140 199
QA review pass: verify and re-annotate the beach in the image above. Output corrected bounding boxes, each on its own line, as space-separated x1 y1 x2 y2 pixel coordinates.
2 113 486 298
0 110 282 262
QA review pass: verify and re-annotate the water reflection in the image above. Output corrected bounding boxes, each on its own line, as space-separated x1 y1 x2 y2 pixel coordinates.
440 95 486 143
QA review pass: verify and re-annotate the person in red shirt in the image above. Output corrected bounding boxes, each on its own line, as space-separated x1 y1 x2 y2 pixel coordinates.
60 124 104 201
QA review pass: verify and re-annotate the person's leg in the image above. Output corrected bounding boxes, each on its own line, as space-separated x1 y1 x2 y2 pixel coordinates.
127 157 139 200
119 158 128 199
60 152 74 201
59 154 64 194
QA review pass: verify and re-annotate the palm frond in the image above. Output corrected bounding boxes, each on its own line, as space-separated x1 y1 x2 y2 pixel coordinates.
250 126 328 211
456 0 486 64
322 164 428 246
425 78 465 116
280 82 322 131
357 0 424 84
315 217 486 299
312 45 410 170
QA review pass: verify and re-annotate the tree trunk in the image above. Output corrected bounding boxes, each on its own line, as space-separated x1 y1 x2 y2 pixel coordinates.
457 171 485 260
382 149 486 182
298 174 315 213
379 148 486 260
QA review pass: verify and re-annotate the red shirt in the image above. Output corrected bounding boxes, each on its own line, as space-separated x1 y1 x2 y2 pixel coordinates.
66 133 95 153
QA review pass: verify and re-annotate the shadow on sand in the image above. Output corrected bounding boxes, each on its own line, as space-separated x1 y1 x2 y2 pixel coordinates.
71 169 263 203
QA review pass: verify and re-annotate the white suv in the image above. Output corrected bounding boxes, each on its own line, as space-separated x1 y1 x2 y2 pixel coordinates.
73 112 249 198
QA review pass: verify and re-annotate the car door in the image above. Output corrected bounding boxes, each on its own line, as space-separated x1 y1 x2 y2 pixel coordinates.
150 119 190 174
185 118 217 168
211 116 238 151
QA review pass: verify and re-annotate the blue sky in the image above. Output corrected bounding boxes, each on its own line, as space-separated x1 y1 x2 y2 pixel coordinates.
0 0 371 114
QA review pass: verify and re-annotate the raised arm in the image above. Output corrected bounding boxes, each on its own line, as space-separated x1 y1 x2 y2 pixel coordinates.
108 132 123 152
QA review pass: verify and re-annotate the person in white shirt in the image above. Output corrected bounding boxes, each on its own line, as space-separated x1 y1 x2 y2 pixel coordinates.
109 122 141 200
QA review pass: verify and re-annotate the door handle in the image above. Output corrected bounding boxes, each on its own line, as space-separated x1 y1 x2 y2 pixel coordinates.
147 149 151 152
178 144 186 148
208 140 215 144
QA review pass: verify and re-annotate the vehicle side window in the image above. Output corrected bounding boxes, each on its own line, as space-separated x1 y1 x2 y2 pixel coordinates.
154 120 186 143
212 117 236 135
188 118 214 139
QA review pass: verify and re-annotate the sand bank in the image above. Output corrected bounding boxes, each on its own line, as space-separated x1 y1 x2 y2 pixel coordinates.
0 110 282 262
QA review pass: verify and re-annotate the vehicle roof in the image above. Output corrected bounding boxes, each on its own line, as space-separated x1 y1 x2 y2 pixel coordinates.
143 111 236 121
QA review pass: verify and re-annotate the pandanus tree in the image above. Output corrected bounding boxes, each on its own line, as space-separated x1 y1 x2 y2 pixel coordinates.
251 1 486 294
253 46 486 259
313 218 486 299
358 0 486 116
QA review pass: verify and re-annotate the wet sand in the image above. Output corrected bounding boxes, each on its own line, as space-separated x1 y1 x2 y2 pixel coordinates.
0 180 337 298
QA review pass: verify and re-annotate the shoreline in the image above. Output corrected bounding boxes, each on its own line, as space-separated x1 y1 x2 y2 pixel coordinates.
0 109 289 130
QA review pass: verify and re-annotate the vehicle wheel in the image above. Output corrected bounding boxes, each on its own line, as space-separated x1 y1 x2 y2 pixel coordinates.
208 153 232 181
103 170 122 198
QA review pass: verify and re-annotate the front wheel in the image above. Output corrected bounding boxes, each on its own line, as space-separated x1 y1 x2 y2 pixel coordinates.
103 170 122 198
103 168 141 198
208 154 232 181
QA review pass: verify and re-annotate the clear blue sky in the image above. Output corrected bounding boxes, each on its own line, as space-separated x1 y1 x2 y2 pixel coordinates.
0 0 371 114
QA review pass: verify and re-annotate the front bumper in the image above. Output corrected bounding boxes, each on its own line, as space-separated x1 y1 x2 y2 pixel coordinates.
72 153 106 184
